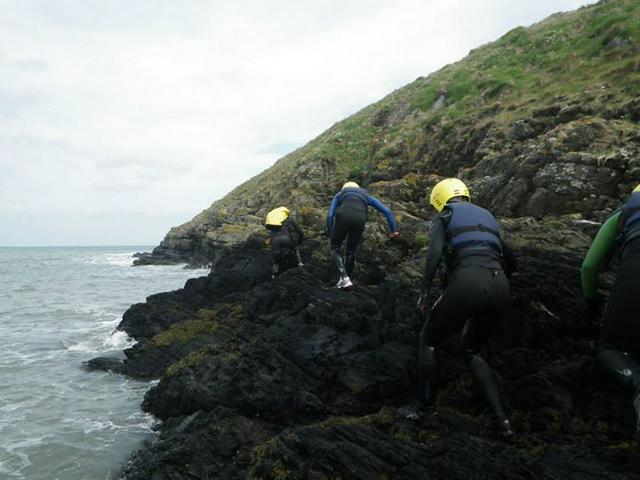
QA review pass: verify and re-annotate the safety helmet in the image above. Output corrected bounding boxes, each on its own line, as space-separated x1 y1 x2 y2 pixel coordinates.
342 181 360 190
429 178 470 212
265 206 290 226
634 184 640 193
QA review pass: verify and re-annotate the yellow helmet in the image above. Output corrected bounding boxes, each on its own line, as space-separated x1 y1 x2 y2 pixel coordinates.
265 206 290 226
634 184 640 193
429 178 470 212
342 181 360 190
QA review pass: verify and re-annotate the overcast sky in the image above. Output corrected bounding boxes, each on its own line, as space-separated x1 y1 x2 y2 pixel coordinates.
0 0 590 246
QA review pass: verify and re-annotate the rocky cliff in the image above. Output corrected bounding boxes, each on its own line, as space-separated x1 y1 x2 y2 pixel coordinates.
136 0 640 267
92 1 640 478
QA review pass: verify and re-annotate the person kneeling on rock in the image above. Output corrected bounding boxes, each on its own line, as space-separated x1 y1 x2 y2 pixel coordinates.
581 183 640 440
416 178 517 438
265 206 304 278
327 181 400 289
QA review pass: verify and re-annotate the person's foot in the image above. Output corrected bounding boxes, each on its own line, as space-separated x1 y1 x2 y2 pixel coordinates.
496 418 515 439
336 275 353 289
399 402 438 421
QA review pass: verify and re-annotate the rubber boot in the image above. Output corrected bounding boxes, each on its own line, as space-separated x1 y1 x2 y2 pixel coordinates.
596 349 640 389
417 344 439 412
417 318 440 411
633 376 640 442
332 249 353 289
467 352 514 438
331 248 346 276
345 252 356 277
597 348 640 439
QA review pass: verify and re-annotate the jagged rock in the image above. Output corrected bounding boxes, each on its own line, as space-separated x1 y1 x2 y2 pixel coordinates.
624 98 640 122
85 356 124 373
95 2 640 478
100 220 640 479
510 119 537 141
97 213 640 479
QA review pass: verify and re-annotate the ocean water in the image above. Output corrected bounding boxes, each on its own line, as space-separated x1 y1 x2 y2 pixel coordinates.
0 247 205 480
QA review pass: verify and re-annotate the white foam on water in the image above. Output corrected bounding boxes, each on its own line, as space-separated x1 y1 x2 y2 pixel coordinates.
65 328 136 353
0 246 199 479
82 252 136 267
63 314 137 353
103 253 136 267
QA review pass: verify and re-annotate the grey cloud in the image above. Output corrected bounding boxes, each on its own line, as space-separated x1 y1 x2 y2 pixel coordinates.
9 0 212 34
13 59 48 71
0 90 47 118
1 133 74 152
256 141 302 156
95 157 193 174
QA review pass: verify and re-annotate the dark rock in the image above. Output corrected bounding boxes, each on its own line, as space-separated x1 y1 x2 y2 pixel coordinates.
93 3 640 478
510 119 536 140
84 356 124 373
624 98 640 122
557 105 585 123
98 224 640 479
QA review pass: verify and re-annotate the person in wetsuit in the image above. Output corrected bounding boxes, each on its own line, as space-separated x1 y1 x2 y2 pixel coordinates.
265 206 304 278
417 178 517 437
581 184 640 439
327 181 399 289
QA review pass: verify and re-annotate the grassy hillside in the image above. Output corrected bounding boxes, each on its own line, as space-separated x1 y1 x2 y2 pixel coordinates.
140 0 640 265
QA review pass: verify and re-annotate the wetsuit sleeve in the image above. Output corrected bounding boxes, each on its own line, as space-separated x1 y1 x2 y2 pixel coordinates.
501 239 518 276
327 193 340 234
367 195 398 232
581 212 620 300
420 216 447 292
287 219 304 244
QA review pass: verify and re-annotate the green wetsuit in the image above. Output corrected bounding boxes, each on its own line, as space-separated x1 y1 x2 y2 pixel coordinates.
581 204 640 438
580 212 620 300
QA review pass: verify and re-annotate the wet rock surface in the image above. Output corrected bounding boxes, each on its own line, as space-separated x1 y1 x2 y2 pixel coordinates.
101 2 640 477
90 217 640 479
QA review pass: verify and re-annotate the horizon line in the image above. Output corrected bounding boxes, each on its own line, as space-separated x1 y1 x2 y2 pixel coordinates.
0 244 153 248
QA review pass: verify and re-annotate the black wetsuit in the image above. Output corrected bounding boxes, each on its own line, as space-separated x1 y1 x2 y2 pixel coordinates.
592 195 640 406
327 187 397 277
601 239 640 352
331 203 367 275
418 201 516 421
267 219 304 275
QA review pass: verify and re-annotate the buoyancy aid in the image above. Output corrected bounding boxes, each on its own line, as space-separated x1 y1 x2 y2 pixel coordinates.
621 192 640 246
338 187 369 211
445 202 502 253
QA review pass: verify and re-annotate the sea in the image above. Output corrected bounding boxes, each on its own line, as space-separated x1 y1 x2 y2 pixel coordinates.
0 246 205 480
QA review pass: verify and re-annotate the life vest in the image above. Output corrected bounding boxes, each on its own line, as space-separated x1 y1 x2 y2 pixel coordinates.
266 207 290 227
445 202 502 252
338 187 369 211
619 192 640 249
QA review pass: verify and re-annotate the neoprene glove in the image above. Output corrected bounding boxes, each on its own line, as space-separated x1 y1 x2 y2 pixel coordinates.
417 293 430 315
586 294 605 324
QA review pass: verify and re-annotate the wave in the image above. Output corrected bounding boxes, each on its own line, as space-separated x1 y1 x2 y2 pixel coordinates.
63 316 137 354
82 252 136 267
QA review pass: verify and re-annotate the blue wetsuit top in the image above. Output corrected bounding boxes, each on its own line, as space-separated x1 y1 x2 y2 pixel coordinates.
326 187 397 234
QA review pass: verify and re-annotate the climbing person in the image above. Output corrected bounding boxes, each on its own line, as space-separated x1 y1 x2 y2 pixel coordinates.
581 184 640 440
416 178 517 437
265 206 304 279
327 181 399 289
